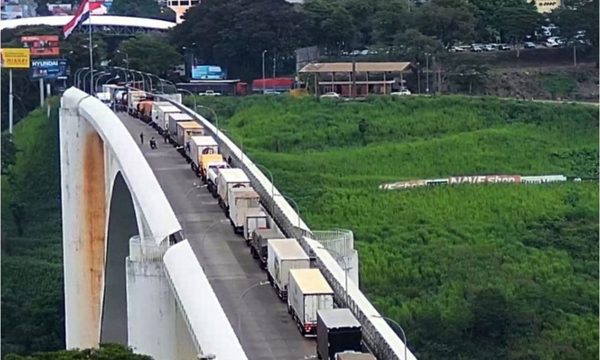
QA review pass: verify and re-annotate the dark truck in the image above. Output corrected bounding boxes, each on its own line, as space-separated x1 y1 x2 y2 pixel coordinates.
249 228 283 269
317 309 362 360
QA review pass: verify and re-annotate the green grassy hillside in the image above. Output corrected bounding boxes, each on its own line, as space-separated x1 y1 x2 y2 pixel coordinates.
192 95 599 360
1 101 64 356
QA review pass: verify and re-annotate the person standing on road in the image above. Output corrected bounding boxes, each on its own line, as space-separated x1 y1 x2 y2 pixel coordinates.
139 132 144 145
163 131 169 143
150 137 157 150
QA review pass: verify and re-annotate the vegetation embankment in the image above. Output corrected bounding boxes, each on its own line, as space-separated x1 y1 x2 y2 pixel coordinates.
1 100 64 356
192 95 599 360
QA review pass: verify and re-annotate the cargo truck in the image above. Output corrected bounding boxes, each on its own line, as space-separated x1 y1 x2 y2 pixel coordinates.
288 268 334 336
335 352 376 360
151 101 171 126
207 162 230 196
250 228 283 268
228 187 260 233
317 309 362 360
127 90 147 116
267 239 310 299
155 105 181 134
216 168 250 210
244 208 269 242
175 121 204 148
167 112 195 142
137 100 154 123
199 154 224 182
189 136 219 172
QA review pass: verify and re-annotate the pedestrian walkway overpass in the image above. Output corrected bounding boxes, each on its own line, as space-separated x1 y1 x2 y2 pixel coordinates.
59 87 416 360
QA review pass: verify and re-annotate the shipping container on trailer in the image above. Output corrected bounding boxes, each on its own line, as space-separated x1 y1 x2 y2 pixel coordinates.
244 208 269 242
207 162 231 196
250 228 282 267
137 100 154 123
189 136 219 173
267 239 310 299
156 105 181 134
200 154 224 182
216 168 250 210
228 188 261 233
175 121 204 147
317 309 362 360
167 112 196 140
151 101 172 127
288 268 334 336
335 352 376 360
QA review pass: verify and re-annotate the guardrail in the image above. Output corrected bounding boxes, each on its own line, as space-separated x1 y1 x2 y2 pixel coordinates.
160 97 417 360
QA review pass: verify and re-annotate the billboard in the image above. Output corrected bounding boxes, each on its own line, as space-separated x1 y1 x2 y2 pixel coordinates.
47 3 73 15
21 35 60 57
0 48 31 69
30 58 68 80
191 65 226 80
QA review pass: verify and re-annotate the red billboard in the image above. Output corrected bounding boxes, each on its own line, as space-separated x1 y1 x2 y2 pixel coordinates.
21 35 60 57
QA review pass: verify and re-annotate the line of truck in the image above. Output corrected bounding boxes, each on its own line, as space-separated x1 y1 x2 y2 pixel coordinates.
121 88 376 360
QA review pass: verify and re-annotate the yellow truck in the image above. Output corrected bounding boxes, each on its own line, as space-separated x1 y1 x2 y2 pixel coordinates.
199 154 224 181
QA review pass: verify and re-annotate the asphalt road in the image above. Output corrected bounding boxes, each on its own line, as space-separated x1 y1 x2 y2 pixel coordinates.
118 112 316 360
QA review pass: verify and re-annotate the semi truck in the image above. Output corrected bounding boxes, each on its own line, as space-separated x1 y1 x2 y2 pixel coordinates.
216 168 250 210
167 112 195 141
228 187 261 233
154 105 181 134
199 154 224 182
317 309 362 360
189 136 219 172
244 208 269 242
175 121 204 148
151 101 172 127
250 228 283 268
267 239 310 299
288 268 334 336
127 90 147 116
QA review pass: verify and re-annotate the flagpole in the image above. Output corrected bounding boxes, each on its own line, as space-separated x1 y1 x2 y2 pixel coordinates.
88 1 93 94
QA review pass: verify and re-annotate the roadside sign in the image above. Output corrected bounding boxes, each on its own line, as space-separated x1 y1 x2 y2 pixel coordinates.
30 58 68 80
21 35 60 57
0 48 31 68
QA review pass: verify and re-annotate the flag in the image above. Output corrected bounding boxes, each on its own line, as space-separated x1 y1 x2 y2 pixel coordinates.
63 0 102 39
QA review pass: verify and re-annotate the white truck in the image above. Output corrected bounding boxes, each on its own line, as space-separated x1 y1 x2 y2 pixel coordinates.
228 187 261 234
167 112 195 141
207 162 231 197
175 121 204 147
244 208 269 242
155 105 181 134
216 168 250 210
267 239 310 300
288 268 334 336
151 101 171 126
127 90 147 116
189 136 219 171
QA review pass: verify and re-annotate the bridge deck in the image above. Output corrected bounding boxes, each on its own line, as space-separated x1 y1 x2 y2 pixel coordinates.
118 113 315 360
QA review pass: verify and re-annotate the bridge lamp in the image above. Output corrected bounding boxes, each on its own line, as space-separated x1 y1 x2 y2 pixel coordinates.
177 88 196 109
372 315 408 360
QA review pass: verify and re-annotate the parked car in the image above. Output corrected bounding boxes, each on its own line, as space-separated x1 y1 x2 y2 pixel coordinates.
390 88 411 96
545 38 560 48
199 90 221 96
320 92 340 99
524 42 536 49
498 44 511 51
263 89 282 95
448 46 464 53
483 44 495 51
471 44 483 52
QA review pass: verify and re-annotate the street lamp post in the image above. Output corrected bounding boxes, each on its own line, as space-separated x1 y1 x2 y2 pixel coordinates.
146 73 163 93
237 281 270 334
196 105 219 137
425 53 431 94
94 72 111 92
116 49 129 70
261 50 267 94
134 71 146 92
317 246 350 301
83 69 98 93
254 163 275 215
177 88 196 110
82 44 98 94
373 315 408 360
75 67 89 88
274 193 301 236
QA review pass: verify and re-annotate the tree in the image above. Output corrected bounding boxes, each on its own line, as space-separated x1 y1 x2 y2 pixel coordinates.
170 0 306 80
394 29 444 63
493 7 542 57
370 0 411 46
4 343 153 359
302 0 356 53
551 0 599 64
1 133 18 175
468 0 537 42
415 0 477 46
109 0 175 21
116 34 183 78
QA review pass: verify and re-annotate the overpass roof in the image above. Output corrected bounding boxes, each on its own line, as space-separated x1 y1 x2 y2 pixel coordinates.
300 62 412 73
0 15 176 31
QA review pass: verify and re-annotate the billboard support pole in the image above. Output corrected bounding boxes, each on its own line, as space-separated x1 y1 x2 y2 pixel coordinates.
89 10 94 94
8 69 14 134
39 78 44 107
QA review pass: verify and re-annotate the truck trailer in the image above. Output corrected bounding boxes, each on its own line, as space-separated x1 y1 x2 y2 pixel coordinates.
151 101 172 127
244 208 269 242
167 112 196 142
155 105 181 134
249 228 283 268
228 187 261 233
267 239 310 299
199 154 224 182
288 268 334 336
137 100 154 123
175 121 204 148
127 90 147 116
189 136 219 172
216 168 250 210
317 309 362 360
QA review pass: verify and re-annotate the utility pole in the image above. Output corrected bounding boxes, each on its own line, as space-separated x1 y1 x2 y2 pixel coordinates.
425 53 430 94
272 54 276 78
8 69 13 134
351 58 356 98
262 50 267 94
39 78 44 107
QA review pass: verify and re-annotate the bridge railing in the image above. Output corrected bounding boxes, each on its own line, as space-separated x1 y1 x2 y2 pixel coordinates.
162 97 417 360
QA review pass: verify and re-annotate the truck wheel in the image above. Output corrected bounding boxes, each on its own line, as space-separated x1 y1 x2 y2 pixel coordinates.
287 305 293 315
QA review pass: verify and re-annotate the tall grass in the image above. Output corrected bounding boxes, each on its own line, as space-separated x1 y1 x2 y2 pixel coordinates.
204 95 599 360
